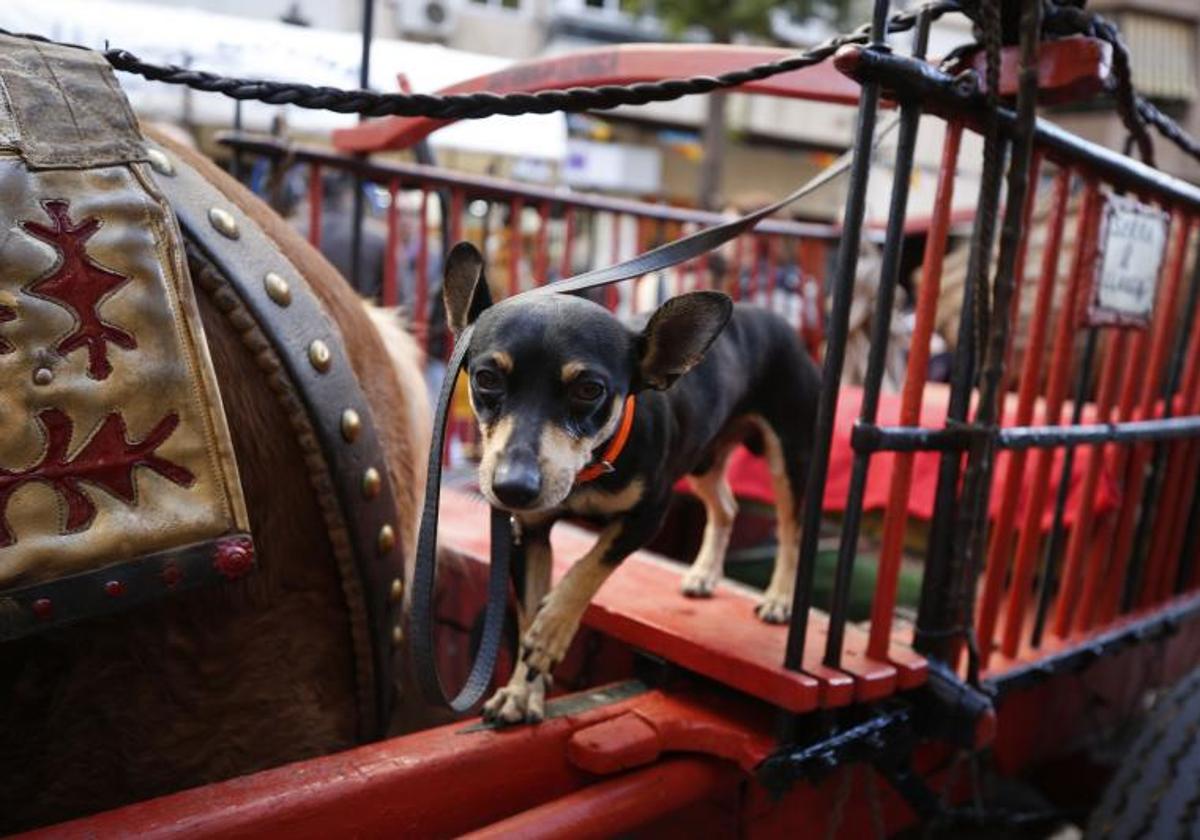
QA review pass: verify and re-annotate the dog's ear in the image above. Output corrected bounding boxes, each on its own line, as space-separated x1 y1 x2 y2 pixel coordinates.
636 291 733 390
443 241 493 336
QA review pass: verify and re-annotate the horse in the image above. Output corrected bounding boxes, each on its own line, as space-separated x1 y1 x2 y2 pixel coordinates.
0 128 435 831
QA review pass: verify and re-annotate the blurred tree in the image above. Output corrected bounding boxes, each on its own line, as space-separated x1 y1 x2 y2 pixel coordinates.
644 0 857 209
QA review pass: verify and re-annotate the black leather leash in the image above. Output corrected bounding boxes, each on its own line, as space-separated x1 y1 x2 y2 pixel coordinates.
410 118 898 713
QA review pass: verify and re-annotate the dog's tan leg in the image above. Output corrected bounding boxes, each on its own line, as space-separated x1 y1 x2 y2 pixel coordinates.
681 449 738 598
755 420 801 624
521 524 620 678
491 503 662 723
483 523 553 724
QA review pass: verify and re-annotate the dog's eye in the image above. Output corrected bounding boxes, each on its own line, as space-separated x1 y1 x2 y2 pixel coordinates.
473 369 503 392
570 380 604 402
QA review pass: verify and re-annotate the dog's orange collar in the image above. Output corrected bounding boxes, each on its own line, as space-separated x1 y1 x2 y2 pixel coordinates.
576 395 636 484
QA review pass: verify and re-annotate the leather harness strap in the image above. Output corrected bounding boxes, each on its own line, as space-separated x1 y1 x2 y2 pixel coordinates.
149 144 404 740
576 395 637 484
409 120 899 713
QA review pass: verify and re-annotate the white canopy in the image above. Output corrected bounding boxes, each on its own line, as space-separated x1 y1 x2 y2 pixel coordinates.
0 0 567 161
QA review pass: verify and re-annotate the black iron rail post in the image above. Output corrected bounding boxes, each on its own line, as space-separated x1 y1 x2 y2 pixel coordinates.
922 0 1041 673
231 99 243 181
1125 242 1200 610
914 138 1007 662
784 0 891 673
349 0 374 293
1176 465 1200 593
823 9 932 668
1030 328 1099 647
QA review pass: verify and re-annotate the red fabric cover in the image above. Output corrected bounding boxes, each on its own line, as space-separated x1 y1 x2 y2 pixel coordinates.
678 383 1124 531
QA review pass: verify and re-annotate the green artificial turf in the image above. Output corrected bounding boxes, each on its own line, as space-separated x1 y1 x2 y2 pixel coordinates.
724 541 923 623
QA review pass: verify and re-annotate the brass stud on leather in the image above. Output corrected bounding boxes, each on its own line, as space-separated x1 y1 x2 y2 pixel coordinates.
146 148 175 176
32 367 53 386
390 577 403 603
208 207 239 239
308 339 332 372
362 467 382 499
378 524 396 554
392 624 404 646
341 408 362 443
264 271 291 306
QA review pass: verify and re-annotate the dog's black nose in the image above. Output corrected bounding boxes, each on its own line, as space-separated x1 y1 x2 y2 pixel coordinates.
493 456 542 509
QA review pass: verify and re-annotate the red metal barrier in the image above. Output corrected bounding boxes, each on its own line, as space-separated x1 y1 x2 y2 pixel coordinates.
227 136 836 349
1128 218 1195 608
1055 329 1129 637
1099 214 1195 624
1151 277 1200 602
978 165 1070 661
999 180 1100 659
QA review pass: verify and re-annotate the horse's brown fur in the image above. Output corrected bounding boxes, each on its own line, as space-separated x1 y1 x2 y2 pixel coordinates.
0 134 430 831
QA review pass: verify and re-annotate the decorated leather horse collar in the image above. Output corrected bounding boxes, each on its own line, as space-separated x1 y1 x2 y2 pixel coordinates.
148 145 405 740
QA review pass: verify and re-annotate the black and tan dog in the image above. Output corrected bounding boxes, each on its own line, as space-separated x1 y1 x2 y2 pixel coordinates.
443 242 820 723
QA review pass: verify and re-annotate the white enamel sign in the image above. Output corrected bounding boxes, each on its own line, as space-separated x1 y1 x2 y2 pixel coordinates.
1088 193 1170 328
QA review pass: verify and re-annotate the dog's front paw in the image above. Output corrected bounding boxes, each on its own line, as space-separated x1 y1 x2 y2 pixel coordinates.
755 591 792 624
521 602 579 677
681 566 720 598
482 667 550 725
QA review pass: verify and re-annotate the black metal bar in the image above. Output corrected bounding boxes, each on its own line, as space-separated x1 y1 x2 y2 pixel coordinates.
757 707 913 791
913 145 1007 663
835 47 1200 213
219 135 841 240
349 0 374 293
784 0 890 672
986 589 1200 698
231 99 243 181
856 415 1200 452
947 0 1042 682
1121 460 1153 612
1031 328 1099 648
850 421 983 453
824 9 931 669
1002 416 1200 447
1176 469 1200 593
1126 249 1200 607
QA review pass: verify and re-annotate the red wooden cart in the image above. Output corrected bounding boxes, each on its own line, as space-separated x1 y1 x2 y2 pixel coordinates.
20 7 1200 838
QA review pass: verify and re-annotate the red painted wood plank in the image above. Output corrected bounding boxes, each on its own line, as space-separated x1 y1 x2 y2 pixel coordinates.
25 688 737 840
437 490 921 712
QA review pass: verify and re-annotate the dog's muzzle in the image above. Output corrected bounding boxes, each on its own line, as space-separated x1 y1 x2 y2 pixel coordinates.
492 445 542 509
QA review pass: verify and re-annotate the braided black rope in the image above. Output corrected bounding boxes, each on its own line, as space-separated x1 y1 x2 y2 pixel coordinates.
1092 16 1155 166
1139 99 1200 164
7 5 955 120
1042 2 1177 168
4 0 1197 166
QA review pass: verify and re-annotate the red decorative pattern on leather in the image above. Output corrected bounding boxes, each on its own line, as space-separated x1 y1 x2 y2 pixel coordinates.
0 408 195 547
0 303 15 355
212 536 255 581
21 200 136 379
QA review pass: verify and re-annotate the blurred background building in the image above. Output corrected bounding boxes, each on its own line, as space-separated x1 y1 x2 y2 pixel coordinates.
2 0 1195 216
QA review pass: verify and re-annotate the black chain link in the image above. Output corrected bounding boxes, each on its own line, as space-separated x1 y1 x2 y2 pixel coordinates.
1 4 955 121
